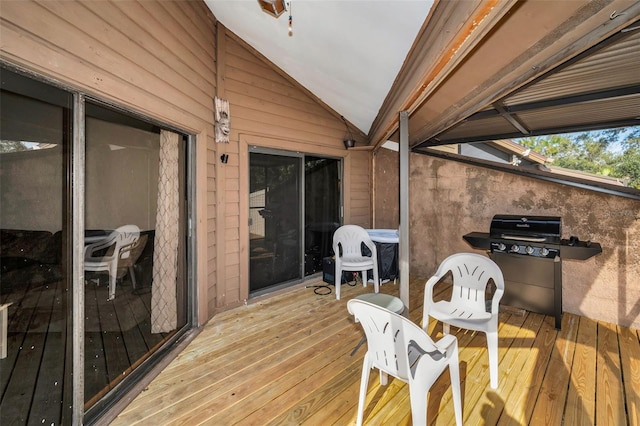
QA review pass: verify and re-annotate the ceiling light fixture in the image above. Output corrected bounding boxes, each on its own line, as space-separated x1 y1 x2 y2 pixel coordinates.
340 115 356 149
258 0 287 18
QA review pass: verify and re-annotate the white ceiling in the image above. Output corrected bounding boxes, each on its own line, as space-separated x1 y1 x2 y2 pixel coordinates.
204 0 434 134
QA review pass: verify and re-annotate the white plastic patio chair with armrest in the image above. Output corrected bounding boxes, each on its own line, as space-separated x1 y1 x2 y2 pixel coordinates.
348 299 462 426
84 224 141 301
332 225 379 300
423 252 505 389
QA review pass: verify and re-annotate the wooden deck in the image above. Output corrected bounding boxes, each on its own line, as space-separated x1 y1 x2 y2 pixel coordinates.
113 276 640 425
0 275 170 424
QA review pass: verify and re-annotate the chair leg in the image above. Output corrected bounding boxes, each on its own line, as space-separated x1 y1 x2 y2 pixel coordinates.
408 383 428 426
361 269 367 287
108 265 117 301
129 266 138 290
108 275 116 301
486 330 499 389
335 265 341 300
356 355 372 426
379 369 388 386
372 266 379 294
448 341 463 426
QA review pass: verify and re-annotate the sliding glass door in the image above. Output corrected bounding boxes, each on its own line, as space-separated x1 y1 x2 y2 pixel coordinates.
249 152 302 292
0 70 71 424
0 67 194 424
249 149 340 295
83 103 190 419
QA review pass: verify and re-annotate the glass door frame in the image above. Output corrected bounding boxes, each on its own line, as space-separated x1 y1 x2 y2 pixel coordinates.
248 146 343 297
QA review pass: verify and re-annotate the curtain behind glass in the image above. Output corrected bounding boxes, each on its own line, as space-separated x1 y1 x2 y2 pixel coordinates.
151 130 179 333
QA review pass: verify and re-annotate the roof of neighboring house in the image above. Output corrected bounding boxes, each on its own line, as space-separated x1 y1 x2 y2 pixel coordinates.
545 165 628 187
484 139 552 166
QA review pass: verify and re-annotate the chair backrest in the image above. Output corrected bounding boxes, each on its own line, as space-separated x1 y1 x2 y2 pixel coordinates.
116 234 147 277
112 224 141 261
333 225 376 259
435 253 504 312
348 299 443 382
88 224 140 258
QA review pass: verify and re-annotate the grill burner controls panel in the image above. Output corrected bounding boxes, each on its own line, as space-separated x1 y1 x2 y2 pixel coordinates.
490 241 559 258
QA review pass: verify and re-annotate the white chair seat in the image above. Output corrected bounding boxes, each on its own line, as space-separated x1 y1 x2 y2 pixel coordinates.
341 257 375 268
430 300 492 322
354 293 404 314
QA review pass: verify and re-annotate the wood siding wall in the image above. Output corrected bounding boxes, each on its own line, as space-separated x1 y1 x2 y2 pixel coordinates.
216 28 371 311
1 1 373 319
1 0 217 323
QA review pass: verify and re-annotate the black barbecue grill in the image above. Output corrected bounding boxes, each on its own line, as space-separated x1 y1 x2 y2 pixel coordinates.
463 215 602 329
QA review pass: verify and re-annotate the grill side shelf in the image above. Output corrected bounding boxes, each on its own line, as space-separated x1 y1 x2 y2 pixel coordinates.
463 232 491 250
560 240 602 260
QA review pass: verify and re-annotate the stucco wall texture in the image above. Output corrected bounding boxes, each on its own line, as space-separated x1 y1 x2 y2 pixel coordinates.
374 150 640 329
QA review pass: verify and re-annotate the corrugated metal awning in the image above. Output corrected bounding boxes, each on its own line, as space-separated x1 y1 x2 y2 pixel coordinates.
416 24 640 147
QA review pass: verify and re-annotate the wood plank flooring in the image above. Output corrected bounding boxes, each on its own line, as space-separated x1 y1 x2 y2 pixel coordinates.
113 276 640 425
0 276 170 424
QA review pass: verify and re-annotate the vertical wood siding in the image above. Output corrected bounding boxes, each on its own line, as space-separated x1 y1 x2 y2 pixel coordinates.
219 31 371 309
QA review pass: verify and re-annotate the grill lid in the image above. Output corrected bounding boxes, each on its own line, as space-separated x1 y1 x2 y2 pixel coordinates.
490 215 561 243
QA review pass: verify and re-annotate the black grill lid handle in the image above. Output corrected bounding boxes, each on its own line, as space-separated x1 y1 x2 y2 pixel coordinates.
501 234 547 242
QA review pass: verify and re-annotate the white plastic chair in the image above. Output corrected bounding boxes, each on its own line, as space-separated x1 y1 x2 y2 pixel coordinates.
348 299 462 426
84 224 141 301
332 225 379 300
423 252 504 389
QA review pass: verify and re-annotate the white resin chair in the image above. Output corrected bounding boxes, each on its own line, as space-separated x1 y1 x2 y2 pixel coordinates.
348 299 462 426
332 225 379 300
423 252 504 389
84 224 141 301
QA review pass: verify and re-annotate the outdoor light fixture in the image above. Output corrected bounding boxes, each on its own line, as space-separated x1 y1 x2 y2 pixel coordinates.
258 0 287 18
340 115 356 149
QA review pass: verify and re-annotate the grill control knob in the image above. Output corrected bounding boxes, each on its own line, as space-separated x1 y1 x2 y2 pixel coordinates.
541 247 549 256
497 243 506 251
525 245 534 255
510 244 520 253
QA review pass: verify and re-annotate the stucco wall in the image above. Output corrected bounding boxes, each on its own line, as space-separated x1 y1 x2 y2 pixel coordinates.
375 150 640 328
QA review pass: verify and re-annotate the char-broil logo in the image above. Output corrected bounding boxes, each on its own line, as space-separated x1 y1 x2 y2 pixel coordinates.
516 217 530 228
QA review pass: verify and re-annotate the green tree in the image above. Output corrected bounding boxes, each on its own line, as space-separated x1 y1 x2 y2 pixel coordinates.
516 126 640 189
0 140 29 153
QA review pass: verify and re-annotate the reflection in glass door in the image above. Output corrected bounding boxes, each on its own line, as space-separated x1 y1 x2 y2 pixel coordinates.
249 150 340 294
83 103 189 419
304 156 340 276
1 72 71 424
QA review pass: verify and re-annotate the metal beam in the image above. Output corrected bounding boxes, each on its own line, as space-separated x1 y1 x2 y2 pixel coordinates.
415 117 640 148
399 111 410 309
72 93 85 425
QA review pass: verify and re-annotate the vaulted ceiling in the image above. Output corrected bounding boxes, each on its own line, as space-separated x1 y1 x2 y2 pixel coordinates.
206 1 640 151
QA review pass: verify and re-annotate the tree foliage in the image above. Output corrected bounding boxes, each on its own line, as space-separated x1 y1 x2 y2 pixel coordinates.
0 140 29 153
516 126 640 189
